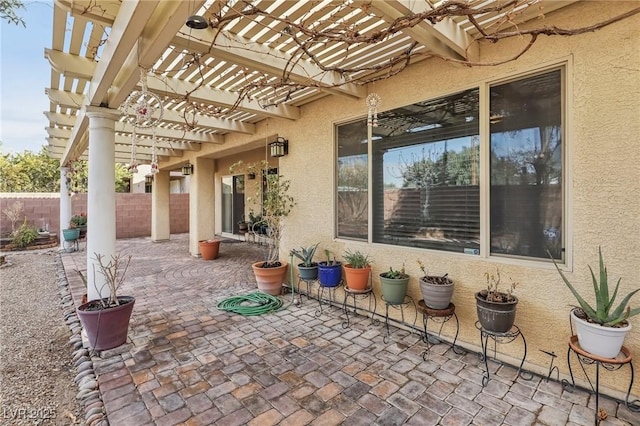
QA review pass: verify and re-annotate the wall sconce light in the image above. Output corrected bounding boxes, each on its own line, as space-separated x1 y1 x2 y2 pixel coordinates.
145 175 153 184
182 163 194 176
269 137 288 158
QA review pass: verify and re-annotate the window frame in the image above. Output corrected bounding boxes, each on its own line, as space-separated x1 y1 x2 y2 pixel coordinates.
333 60 572 267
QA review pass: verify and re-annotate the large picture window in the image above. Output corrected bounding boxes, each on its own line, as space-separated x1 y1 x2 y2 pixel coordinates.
372 88 480 253
337 120 368 240
335 67 565 261
490 69 563 260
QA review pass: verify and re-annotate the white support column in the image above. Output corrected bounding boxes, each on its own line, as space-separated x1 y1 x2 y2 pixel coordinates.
85 106 120 301
189 157 215 256
151 170 170 241
59 166 72 249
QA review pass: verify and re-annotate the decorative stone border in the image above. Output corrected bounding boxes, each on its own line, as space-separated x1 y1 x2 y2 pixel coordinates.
55 254 109 426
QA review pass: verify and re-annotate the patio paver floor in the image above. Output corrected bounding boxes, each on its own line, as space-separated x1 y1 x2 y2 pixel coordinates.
60 234 639 425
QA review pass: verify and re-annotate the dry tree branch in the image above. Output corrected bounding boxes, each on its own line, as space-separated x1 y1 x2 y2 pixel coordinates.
141 0 639 125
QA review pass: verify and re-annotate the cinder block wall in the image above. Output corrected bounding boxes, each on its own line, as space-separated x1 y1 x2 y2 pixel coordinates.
0 193 189 237
0 194 60 235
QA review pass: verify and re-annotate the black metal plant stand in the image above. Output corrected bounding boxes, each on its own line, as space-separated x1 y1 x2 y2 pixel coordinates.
295 277 317 305
562 335 640 426
315 281 343 317
476 322 532 386
342 286 378 329
383 295 417 343
417 301 463 360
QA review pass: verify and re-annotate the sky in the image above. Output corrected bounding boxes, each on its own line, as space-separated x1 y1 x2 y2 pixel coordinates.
0 1 53 154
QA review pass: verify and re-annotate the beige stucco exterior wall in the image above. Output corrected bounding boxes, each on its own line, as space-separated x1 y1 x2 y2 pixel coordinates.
158 2 639 398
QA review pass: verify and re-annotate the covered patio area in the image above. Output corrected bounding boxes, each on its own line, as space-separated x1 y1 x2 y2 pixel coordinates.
59 235 639 425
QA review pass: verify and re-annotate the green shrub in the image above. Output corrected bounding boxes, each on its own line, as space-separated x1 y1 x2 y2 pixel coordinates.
12 219 38 248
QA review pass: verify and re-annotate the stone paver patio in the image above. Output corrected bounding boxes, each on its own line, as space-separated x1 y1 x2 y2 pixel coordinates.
60 234 639 425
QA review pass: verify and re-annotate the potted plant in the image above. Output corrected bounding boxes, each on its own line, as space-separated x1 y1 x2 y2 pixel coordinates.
230 160 296 295
476 267 518 333
417 260 454 310
343 249 372 290
551 247 640 359
291 243 320 281
70 213 87 238
63 227 80 242
199 239 221 260
318 249 342 287
379 265 410 304
237 217 249 235
76 253 135 351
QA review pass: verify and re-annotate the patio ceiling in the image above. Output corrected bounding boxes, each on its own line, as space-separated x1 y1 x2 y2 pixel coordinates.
45 0 580 166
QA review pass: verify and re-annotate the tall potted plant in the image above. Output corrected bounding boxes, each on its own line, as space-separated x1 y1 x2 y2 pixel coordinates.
476 267 518 333
291 243 319 281
76 253 135 351
343 249 372 290
551 247 640 358
230 160 296 295
417 260 454 310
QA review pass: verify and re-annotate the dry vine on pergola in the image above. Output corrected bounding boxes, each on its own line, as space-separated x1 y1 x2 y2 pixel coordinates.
143 0 639 127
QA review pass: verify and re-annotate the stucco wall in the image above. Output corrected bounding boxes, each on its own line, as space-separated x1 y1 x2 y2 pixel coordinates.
0 193 189 238
157 3 639 397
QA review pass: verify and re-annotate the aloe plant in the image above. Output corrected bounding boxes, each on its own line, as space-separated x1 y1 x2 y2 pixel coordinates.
551 247 640 326
290 243 319 267
343 249 371 269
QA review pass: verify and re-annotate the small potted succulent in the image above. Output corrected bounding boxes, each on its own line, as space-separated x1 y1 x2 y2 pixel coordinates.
551 247 640 358
476 267 518 333
379 265 410 304
291 243 320 281
417 260 454 310
343 249 372 290
318 249 342 287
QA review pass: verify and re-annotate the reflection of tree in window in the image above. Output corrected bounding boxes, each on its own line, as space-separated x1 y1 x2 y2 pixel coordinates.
373 88 480 252
490 69 563 260
337 119 368 240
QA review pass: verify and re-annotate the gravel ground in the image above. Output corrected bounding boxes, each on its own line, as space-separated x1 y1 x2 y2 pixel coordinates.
0 250 83 425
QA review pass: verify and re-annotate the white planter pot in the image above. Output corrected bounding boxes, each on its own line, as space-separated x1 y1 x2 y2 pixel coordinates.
571 309 631 359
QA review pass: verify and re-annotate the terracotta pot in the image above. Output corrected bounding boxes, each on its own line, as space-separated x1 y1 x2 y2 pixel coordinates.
343 265 371 290
77 296 135 351
252 261 288 295
199 240 221 260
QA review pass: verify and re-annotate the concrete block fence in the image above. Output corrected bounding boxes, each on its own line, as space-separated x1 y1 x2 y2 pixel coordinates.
0 193 189 238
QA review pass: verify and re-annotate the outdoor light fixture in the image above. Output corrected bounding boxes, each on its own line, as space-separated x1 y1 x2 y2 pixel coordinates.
186 15 208 29
145 175 153 184
182 163 194 176
269 137 288 158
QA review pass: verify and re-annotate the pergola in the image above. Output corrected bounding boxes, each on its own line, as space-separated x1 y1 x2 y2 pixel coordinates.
45 0 583 167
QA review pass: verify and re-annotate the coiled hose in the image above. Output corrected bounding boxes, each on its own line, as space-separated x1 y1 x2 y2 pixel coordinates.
216 254 295 316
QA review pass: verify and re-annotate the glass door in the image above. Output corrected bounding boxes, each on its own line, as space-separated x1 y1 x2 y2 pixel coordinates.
221 175 245 234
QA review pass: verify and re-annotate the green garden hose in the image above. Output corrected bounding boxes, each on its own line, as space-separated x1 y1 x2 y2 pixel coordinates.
216 254 296 316
216 291 283 316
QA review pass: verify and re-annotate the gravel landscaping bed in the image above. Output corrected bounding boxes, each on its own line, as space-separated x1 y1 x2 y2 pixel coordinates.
0 250 83 425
